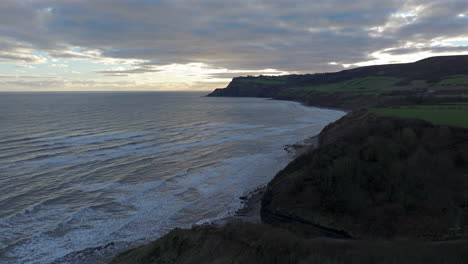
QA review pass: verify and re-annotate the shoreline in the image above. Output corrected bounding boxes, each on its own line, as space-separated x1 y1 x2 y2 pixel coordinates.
54 100 335 264
108 98 468 263
95 97 346 263
101 123 325 263
197 97 342 229
112 133 321 262
207 94 353 114
212 186 265 226
267 97 351 114
212 133 320 227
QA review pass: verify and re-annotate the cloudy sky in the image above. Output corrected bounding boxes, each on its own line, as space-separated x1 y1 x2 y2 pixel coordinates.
1 0 468 91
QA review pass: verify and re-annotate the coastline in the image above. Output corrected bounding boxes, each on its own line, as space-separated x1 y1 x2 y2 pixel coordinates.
108 99 468 263
105 57 468 263
212 134 319 227
106 131 322 263
196 97 342 229
103 117 326 263
49 99 338 264
212 186 265 226
208 95 351 114
214 128 321 225
267 97 351 114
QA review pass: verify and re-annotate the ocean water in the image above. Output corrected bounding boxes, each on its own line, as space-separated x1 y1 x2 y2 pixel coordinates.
0 92 345 264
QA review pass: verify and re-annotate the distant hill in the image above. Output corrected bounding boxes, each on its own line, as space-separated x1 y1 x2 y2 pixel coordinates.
208 55 468 110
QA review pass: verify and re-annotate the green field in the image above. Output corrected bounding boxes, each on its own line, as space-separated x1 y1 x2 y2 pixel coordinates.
438 75 468 86
237 74 468 94
291 76 401 93
374 104 468 128
411 80 429 86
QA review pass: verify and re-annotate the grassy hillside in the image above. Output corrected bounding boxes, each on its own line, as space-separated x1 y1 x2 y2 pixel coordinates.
439 75 468 86
237 77 288 85
208 55 468 110
375 104 468 128
287 76 401 94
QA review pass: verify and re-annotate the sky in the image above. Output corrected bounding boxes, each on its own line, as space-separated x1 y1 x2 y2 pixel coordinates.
0 0 468 91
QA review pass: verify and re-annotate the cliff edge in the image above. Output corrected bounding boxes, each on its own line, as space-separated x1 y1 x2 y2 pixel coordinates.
262 110 468 240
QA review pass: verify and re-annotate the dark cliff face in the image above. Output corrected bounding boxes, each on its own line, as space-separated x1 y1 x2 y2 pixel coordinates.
261 111 468 240
208 78 282 98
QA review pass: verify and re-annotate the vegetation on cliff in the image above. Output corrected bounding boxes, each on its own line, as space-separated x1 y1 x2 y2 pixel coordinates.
111 223 468 264
262 110 468 240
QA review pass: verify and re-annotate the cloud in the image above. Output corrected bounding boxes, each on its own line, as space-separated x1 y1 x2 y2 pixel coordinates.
0 50 47 63
95 67 161 76
0 75 58 79
385 46 468 55
0 37 47 63
0 77 197 91
0 0 468 90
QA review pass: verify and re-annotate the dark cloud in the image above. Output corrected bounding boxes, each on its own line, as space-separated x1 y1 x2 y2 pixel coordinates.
206 71 290 79
397 2 468 37
95 68 162 75
387 46 468 55
0 0 467 72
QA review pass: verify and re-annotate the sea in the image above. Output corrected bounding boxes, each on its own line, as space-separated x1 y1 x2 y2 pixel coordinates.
0 92 345 264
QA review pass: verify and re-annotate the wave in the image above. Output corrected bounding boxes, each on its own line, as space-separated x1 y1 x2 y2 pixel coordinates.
16 130 256 167
36 131 155 145
0 136 44 145
0 152 289 264
0 94 346 264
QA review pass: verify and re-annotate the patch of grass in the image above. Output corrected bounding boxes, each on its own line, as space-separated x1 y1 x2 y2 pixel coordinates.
237 77 287 85
291 76 402 94
411 80 429 86
374 104 468 128
439 75 468 86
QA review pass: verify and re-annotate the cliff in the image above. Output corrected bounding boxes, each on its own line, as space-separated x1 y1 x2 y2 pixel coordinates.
262 110 468 240
208 55 468 109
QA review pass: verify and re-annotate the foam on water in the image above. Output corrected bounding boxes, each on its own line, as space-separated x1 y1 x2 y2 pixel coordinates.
0 93 345 264
3 153 286 263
